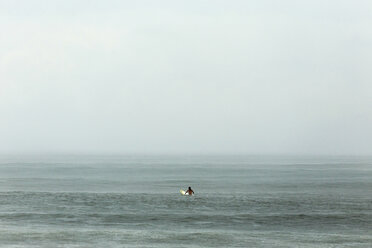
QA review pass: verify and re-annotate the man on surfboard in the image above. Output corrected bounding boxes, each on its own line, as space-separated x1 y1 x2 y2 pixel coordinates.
185 186 194 195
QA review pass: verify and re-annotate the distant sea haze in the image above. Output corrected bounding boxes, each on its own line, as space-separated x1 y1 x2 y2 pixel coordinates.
0 155 371 247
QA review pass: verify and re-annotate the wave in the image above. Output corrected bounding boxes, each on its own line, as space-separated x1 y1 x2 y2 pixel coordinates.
1 212 371 230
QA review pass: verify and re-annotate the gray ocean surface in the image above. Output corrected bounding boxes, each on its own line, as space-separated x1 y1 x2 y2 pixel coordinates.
0 155 371 247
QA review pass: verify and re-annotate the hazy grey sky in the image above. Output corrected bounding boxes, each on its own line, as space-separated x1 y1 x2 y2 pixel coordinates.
1 0 371 155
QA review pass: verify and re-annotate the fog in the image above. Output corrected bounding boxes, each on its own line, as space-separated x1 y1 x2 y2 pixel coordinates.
1 0 371 155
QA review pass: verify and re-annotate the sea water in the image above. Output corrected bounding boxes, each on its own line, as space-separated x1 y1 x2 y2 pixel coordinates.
0 155 371 247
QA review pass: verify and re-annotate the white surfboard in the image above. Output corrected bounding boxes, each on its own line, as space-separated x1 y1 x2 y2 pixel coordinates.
180 189 189 195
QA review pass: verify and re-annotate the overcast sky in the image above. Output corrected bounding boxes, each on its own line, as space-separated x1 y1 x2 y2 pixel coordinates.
0 0 371 155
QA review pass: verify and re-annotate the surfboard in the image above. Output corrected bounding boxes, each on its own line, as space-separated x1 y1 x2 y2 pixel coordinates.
180 189 189 195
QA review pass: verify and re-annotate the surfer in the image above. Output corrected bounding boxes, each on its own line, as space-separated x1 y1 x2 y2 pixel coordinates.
185 186 194 195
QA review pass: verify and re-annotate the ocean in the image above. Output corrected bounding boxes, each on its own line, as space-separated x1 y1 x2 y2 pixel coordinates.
0 155 371 247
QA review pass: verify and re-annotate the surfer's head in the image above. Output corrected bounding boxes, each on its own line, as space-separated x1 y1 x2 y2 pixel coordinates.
188 186 191 190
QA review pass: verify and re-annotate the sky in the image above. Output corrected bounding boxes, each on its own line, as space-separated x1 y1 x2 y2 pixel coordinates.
0 0 371 155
